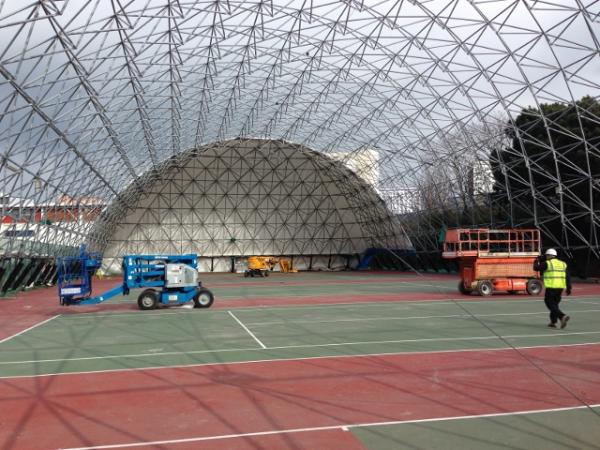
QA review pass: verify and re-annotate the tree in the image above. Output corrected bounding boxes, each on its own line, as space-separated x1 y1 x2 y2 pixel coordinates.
491 96 600 276
397 118 508 272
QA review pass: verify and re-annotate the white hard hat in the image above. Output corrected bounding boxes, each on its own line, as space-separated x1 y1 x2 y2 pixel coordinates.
545 248 557 256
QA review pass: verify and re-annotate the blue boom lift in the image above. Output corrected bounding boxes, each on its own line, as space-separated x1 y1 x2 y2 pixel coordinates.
57 246 214 310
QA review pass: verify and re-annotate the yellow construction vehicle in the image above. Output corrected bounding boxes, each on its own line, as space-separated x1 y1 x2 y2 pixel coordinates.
279 259 297 273
244 256 297 277
244 256 277 277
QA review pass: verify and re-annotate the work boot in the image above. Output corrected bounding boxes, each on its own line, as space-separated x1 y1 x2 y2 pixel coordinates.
560 316 570 329
547 323 557 328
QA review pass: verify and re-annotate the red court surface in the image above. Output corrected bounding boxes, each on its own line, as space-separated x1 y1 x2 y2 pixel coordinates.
1 272 600 449
1 344 600 449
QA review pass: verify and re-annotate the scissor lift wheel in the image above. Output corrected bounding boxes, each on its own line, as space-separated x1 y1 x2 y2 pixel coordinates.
526 279 543 295
477 280 493 296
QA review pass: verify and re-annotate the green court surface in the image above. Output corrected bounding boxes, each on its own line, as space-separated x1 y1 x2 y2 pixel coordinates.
352 406 600 450
212 281 454 299
209 276 458 298
86 273 462 304
71 272 596 305
2 296 600 377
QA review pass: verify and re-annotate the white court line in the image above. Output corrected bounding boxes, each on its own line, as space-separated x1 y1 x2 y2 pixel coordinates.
0 345 261 365
2 329 600 366
245 308 600 326
214 294 600 309
398 281 456 290
228 311 266 349
62 403 600 450
0 315 60 345
52 307 546 323
53 295 600 320
59 309 224 320
2 341 599 380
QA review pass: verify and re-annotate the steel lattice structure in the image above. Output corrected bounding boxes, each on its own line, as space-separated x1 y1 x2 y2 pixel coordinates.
0 1 599 287
93 138 405 272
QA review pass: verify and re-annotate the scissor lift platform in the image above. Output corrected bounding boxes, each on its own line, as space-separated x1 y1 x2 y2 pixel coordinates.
442 228 542 296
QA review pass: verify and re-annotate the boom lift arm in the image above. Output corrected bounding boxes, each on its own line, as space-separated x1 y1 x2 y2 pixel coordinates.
58 248 214 310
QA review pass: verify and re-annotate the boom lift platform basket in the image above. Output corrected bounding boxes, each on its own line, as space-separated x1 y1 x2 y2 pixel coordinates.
58 248 214 310
442 228 542 296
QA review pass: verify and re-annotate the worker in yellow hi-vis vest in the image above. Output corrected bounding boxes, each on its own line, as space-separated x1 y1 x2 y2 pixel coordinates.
534 248 572 329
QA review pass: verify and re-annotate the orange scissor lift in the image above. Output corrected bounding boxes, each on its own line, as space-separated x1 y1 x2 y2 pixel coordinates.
442 228 543 296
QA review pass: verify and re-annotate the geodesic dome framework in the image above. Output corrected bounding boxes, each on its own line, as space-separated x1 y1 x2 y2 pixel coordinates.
0 1 599 290
94 138 406 272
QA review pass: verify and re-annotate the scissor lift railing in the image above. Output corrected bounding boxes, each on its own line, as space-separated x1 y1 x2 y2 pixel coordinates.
442 228 541 258
442 228 542 296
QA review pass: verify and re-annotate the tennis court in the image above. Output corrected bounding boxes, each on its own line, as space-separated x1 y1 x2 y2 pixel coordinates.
1 272 600 449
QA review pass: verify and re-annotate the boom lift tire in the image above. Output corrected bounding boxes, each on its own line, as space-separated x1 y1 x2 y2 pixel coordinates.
138 289 159 310
477 280 493 296
458 281 472 295
193 288 214 308
526 279 543 295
